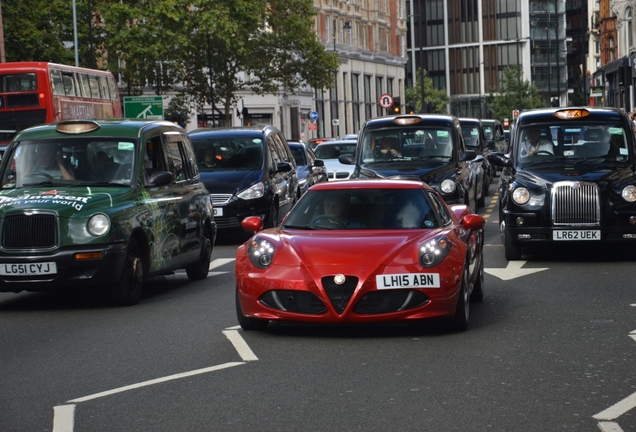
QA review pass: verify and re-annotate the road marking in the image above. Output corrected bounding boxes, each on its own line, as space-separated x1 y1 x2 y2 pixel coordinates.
597 421 624 432
209 258 235 271
223 327 258 361
482 193 498 220
484 260 548 281
52 405 74 432
593 392 636 421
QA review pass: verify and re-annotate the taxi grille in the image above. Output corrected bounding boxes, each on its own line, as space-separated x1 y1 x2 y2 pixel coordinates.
2 213 57 249
354 290 429 315
322 275 358 314
551 181 600 226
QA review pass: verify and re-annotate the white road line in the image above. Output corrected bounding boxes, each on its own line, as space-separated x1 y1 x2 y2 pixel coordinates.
597 421 624 432
66 361 244 404
52 405 75 432
209 258 235 271
593 392 636 421
223 329 258 361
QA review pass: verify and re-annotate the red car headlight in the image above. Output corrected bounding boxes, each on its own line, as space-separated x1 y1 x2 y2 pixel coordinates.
248 237 275 269
419 236 451 268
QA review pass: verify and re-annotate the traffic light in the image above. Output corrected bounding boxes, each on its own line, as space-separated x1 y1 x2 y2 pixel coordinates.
392 97 401 114
407 105 415 114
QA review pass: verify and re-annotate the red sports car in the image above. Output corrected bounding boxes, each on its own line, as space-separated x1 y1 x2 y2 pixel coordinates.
235 179 486 331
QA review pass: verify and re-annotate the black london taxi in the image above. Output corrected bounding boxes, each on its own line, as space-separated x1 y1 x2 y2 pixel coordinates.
488 107 636 260
338 114 478 209
0 119 216 305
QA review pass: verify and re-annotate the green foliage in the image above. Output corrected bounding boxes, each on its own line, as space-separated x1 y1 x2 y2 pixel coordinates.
405 69 448 114
485 65 544 122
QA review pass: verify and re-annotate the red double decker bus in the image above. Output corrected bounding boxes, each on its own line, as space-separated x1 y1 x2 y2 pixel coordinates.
0 62 122 145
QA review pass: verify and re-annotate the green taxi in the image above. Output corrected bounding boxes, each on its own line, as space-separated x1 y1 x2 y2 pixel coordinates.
0 119 216 305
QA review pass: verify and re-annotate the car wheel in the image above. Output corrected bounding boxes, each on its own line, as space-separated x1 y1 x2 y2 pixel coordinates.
477 182 485 208
482 174 490 198
185 223 213 280
470 254 484 303
236 289 268 331
449 264 470 331
504 228 522 260
109 238 144 306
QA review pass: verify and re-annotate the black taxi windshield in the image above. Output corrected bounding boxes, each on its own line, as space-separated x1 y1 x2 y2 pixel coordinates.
461 125 481 149
190 136 264 171
360 127 454 165
516 123 631 166
1 138 138 189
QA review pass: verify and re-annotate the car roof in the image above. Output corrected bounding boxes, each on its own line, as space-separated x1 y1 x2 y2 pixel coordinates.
309 179 431 191
317 140 358 146
516 107 627 124
459 118 481 125
188 125 280 137
14 119 181 141
363 114 459 130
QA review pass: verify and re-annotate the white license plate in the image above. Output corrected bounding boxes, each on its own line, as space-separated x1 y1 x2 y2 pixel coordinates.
552 230 601 241
376 273 440 290
0 262 58 276
213 207 223 217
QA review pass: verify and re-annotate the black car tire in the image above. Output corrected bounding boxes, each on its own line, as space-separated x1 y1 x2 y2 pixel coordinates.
477 182 486 208
449 263 470 331
109 238 144 306
470 254 484 303
265 200 279 229
185 223 213 280
236 289 269 331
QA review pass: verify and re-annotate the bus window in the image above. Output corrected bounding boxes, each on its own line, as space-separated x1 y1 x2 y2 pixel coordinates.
98 76 110 100
61 71 76 96
50 69 64 96
107 77 118 101
88 75 101 98
76 73 91 98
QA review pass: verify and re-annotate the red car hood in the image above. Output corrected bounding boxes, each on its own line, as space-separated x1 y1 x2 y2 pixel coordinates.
278 230 436 268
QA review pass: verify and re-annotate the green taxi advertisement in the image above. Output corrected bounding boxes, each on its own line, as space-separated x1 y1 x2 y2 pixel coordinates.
0 119 216 305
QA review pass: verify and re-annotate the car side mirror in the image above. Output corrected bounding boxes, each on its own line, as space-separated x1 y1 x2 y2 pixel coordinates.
241 216 263 233
460 150 477 161
313 159 325 167
146 170 173 187
338 154 354 165
486 139 496 150
487 152 512 167
276 162 293 173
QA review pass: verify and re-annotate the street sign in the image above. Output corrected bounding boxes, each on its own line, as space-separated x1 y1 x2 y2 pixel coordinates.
123 96 164 120
308 123 317 131
332 119 340 126
309 111 318 121
378 93 394 109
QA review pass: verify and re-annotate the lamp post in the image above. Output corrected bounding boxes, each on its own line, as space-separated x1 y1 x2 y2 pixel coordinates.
332 20 351 138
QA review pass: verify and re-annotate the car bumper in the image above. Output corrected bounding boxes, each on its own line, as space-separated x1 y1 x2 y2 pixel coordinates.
0 244 127 292
214 198 271 231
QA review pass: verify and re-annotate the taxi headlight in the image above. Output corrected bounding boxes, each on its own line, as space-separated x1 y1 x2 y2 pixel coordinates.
440 179 456 194
88 214 110 236
248 237 275 269
622 185 636 202
512 187 530 205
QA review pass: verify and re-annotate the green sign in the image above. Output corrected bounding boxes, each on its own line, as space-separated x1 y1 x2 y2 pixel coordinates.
123 96 164 120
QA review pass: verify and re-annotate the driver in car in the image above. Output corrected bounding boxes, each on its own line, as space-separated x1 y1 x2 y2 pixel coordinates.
25 144 76 180
313 195 365 228
520 126 554 158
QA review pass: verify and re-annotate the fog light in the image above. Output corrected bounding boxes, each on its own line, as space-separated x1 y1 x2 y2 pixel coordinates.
623 234 636 239
516 216 525 226
630 216 636 225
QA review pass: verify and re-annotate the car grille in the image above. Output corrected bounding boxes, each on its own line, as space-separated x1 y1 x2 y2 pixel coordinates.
322 275 358 314
328 172 351 180
551 181 600 226
2 213 58 249
354 290 429 315
210 194 231 205
259 290 327 314
214 216 241 229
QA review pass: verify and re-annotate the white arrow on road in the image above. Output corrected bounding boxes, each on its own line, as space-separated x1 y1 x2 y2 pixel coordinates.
484 260 548 281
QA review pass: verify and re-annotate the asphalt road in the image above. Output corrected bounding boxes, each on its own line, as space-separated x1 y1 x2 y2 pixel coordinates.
2 185 636 432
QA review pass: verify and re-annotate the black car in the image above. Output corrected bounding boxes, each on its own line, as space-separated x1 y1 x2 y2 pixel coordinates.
488 107 636 260
188 125 298 232
339 114 478 210
480 118 507 153
460 117 492 207
287 141 327 195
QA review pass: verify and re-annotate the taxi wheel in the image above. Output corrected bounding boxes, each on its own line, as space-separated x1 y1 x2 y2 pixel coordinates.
110 239 144 306
449 264 470 331
185 224 212 280
236 289 269 331
477 183 485 208
265 201 278 229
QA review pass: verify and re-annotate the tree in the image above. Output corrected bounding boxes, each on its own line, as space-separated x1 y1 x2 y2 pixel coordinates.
99 0 339 126
485 65 544 121
405 68 448 114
